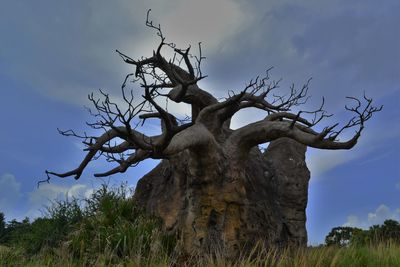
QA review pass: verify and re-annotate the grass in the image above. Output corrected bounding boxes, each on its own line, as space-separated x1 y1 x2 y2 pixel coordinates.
2 241 400 266
1 183 400 266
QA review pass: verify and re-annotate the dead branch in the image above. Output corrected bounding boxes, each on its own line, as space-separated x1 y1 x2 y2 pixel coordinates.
45 10 381 183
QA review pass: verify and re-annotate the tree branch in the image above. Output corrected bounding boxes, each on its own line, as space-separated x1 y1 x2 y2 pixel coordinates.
94 149 151 177
227 95 381 154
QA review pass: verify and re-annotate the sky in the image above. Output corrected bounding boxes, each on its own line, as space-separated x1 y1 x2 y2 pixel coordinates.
0 0 399 245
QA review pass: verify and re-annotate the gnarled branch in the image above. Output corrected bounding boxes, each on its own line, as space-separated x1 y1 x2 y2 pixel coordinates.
45 10 381 185
227 94 382 155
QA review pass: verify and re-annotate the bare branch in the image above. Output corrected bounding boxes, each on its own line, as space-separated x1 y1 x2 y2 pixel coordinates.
46 10 381 186
47 128 122 179
46 125 159 180
228 95 381 154
94 149 151 177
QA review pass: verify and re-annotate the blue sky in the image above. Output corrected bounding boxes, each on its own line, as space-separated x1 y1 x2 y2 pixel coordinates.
0 0 399 245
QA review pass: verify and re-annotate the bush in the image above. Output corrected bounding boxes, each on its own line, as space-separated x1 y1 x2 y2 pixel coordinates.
0 183 176 265
67 183 176 262
0 199 83 254
325 226 363 246
326 219 400 247
352 219 400 245
0 218 30 246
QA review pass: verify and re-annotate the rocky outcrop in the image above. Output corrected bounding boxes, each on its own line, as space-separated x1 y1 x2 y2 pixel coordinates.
133 137 310 253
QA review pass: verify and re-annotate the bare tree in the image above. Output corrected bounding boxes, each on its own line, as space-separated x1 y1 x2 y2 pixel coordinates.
46 10 381 255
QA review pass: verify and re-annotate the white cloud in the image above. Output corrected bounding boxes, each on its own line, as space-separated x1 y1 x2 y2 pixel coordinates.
27 183 94 219
161 0 247 50
0 173 22 212
343 204 400 229
307 121 400 180
29 183 92 204
306 149 358 178
344 215 361 228
367 205 393 225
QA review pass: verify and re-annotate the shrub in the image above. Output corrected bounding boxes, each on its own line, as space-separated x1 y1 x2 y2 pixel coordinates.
326 219 400 247
67 183 176 262
0 183 176 263
325 226 363 246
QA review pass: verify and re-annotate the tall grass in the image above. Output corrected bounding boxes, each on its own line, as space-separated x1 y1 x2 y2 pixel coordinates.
176 241 400 267
1 184 400 266
2 240 400 266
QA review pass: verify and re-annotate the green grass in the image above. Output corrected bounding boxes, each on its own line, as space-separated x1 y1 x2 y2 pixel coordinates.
1 184 400 266
2 242 400 266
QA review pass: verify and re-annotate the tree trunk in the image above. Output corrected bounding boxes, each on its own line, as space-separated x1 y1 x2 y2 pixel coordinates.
133 137 310 255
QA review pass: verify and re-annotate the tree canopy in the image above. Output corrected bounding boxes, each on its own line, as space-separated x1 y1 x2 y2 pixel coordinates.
325 226 363 246
326 220 400 246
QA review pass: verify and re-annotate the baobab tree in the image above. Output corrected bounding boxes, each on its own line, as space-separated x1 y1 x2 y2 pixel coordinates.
46 11 381 255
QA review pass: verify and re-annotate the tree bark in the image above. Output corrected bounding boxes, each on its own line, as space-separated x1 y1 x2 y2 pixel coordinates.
134 137 310 255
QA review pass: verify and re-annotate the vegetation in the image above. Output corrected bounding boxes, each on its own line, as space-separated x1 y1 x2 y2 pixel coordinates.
0 183 399 266
0 212 5 241
325 220 400 247
0 183 176 266
325 226 363 246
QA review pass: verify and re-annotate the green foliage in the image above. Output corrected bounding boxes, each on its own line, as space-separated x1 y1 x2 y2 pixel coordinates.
0 199 83 254
326 219 400 247
67 183 176 263
2 215 400 267
1 218 30 246
325 226 363 246
0 183 176 266
352 219 400 245
4 184 399 266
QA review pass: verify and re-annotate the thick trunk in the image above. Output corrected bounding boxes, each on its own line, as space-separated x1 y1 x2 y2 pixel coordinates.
134 137 310 255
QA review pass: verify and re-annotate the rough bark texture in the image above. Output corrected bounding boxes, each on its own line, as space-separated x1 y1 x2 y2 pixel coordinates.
134 137 310 254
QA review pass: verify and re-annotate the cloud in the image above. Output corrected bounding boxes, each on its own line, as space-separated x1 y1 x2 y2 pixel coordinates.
27 183 94 219
396 182 400 191
344 215 361 228
306 149 358 178
343 204 400 229
0 0 248 107
2 0 397 137
306 116 400 179
206 0 400 110
0 173 22 212
159 0 247 50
